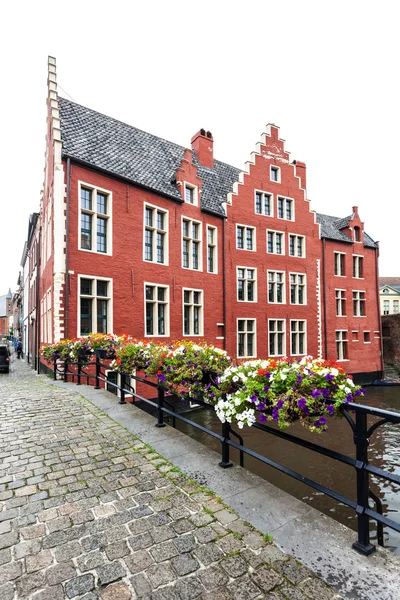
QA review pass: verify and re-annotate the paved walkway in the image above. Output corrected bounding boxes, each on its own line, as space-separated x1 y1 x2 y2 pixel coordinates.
0 356 343 599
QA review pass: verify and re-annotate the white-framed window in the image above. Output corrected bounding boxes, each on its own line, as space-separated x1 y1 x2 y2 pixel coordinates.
182 218 202 270
334 252 345 276
270 166 280 182
236 225 255 251
144 204 168 265
269 319 285 356
288 234 305 257
353 255 364 278
268 271 285 304
237 267 257 302
277 197 294 221
184 182 198 206
207 226 217 274
267 230 284 255
336 330 348 360
290 320 306 356
364 331 371 343
394 300 399 314
183 289 203 336
145 284 169 337
40 288 52 344
383 300 390 315
79 182 112 255
78 276 112 336
237 319 256 358
335 289 346 316
255 191 272 216
290 273 306 305
353 291 366 316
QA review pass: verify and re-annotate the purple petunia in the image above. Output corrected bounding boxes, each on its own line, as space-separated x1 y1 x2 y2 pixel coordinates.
271 408 279 421
325 373 335 383
158 373 166 383
326 404 335 416
345 393 353 403
264 385 270 393
297 398 307 409
322 388 330 398
259 413 267 423
312 389 322 399
256 402 266 411
276 400 284 409
250 394 257 404
296 375 303 385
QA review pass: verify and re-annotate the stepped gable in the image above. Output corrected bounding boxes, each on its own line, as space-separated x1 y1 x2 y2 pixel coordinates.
316 212 377 248
58 97 240 216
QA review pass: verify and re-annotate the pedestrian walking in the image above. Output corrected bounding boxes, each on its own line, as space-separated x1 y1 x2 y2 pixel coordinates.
17 341 22 359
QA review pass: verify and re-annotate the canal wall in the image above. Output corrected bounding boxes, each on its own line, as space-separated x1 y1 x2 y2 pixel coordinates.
48 376 400 600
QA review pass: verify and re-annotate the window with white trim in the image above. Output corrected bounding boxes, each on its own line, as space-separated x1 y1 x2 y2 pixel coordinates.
268 271 285 303
237 268 256 302
269 319 285 356
207 226 217 273
80 185 111 254
383 300 389 315
353 255 363 278
184 183 197 205
291 320 306 355
267 230 284 254
79 277 111 336
289 234 305 257
182 218 201 270
353 291 366 316
237 225 255 251
145 284 169 336
290 273 306 305
364 331 370 343
270 166 280 182
183 289 203 335
278 197 294 221
334 252 345 276
394 300 399 314
144 205 168 264
336 330 348 360
237 319 256 357
255 191 272 216
335 289 346 316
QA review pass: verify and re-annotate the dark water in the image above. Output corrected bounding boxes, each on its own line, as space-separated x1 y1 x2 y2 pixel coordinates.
175 387 400 556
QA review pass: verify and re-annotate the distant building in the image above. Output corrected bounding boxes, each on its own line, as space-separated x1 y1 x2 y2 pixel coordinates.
0 289 12 338
379 278 400 316
29 57 383 383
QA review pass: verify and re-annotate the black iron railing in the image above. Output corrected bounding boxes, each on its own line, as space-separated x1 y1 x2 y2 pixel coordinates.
53 356 400 556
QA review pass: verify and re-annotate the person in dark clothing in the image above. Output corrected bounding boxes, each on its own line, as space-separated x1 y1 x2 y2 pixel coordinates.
17 341 22 359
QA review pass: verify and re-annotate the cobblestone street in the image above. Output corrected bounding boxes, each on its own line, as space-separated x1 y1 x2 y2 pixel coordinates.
0 356 342 599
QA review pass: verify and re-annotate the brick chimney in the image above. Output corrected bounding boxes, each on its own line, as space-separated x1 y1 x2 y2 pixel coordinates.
191 129 214 169
352 206 358 215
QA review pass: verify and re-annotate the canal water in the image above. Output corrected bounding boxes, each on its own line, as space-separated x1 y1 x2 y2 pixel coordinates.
174 386 400 556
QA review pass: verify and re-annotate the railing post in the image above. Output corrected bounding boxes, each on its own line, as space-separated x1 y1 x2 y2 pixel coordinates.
76 357 82 385
119 373 126 405
156 387 166 427
53 357 57 380
94 357 100 389
219 421 233 468
63 359 68 383
352 410 375 555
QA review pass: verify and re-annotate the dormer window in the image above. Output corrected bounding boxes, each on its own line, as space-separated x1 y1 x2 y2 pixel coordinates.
184 183 197 205
383 289 389 294
354 226 361 242
270 166 280 182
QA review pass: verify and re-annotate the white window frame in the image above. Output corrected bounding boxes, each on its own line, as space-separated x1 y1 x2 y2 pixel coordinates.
352 254 364 279
237 318 256 358
336 330 348 361
266 229 285 255
289 273 306 305
334 252 346 276
182 217 202 271
144 283 170 337
143 204 169 265
78 181 112 256
290 320 307 356
207 226 218 274
383 300 390 315
254 190 273 217
353 290 366 317
237 267 257 302
270 165 281 183
268 319 286 357
335 289 346 316
77 275 113 337
288 233 305 258
184 182 198 206
277 196 294 221
183 288 203 336
236 224 256 252
267 271 285 304
394 300 399 314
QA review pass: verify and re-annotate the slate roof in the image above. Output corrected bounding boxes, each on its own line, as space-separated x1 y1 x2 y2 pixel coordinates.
380 277 400 286
315 213 377 249
58 98 240 216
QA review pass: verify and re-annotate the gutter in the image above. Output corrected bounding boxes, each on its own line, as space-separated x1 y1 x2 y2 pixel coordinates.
65 158 71 338
36 225 42 374
222 217 227 351
375 244 384 375
322 238 328 359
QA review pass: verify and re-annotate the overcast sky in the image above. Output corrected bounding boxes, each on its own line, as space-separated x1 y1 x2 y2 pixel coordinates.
1 0 399 296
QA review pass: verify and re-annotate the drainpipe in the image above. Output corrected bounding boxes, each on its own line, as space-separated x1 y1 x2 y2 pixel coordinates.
222 216 227 351
65 158 71 339
322 238 328 359
375 244 384 377
36 225 42 374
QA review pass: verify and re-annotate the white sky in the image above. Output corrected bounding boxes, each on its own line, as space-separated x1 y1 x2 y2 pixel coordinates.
1 0 399 296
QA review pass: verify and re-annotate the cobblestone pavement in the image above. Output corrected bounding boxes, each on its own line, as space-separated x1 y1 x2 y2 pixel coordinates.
0 356 343 600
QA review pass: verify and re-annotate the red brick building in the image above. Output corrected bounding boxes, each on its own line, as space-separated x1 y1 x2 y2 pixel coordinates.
37 57 382 383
